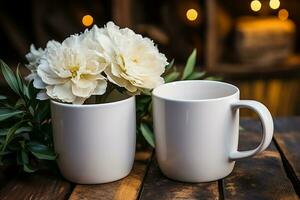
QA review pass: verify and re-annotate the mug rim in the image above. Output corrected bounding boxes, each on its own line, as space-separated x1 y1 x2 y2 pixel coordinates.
50 95 135 108
152 80 239 102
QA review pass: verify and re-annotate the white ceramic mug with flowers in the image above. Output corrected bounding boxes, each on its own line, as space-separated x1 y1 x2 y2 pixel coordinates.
51 96 136 184
25 22 168 183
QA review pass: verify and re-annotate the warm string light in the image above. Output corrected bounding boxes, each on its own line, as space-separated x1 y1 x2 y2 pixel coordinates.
186 8 198 21
269 0 280 10
249 0 290 22
250 0 262 12
278 9 289 21
250 0 282 12
82 15 94 27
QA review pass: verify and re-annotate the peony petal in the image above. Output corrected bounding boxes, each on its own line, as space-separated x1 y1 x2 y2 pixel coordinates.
92 79 107 95
71 76 96 88
62 34 82 49
104 66 128 87
25 44 44 71
71 81 97 98
110 62 122 77
25 73 36 81
139 76 164 89
96 34 115 56
36 91 49 100
33 76 46 89
38 61 68 85
72 97 87 105
124 82 138 93
46 82 76 103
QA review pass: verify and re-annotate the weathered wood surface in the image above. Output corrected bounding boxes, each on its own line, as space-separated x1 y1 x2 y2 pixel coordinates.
0 172 72 200
0 118 300 200
222 120 298 200
139 158 219 200
69 150 152 200
273 117 300 194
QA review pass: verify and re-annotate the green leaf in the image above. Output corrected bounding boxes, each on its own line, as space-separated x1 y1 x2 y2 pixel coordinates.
0 109 23 122
1 121 23 152
15 99 25 108
239 126 245 131
16 66 24 95
136 96 151 113
23 163 36 173
0 95 7 100
186 72 206 80
21 150 29 164
205 76 223 81
182 49 197 80
141 90 151 96
27 80 35 99
137 96 151 104
17 150 29 165
165 59 175 70
35 101 50 123
0 59 20 95
147 101 152 113
27 142 56 160
164 71 180 83
16 126 32 134
140 123 155 148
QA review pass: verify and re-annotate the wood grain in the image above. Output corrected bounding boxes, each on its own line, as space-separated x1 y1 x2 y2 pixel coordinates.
222 120 298 200
273 117 300 193
0 172 72 200
69 150 152 200
206 0 218 71
139 158 219 200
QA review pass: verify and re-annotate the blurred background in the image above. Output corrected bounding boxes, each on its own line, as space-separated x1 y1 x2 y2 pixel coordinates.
1 0 300 117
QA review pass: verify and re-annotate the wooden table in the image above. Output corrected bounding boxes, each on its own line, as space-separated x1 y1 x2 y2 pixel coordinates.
0 117 299 200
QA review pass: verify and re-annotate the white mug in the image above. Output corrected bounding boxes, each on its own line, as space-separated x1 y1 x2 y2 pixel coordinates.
51 96 136 184
152 80 273 182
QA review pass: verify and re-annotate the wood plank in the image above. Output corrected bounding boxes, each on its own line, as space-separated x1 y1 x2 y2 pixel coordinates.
223 119 298 200
69 150 152 200
0 171 72 200
139 158 219 200
206 0 218 71
273 117 300 193
112 0 133 28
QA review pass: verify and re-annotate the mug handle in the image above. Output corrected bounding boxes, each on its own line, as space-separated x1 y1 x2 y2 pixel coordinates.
229 100 274 160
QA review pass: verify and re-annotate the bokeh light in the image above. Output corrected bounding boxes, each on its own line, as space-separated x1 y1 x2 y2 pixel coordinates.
269 0 280 10
250 0 262 12
82 15 94 27
278 9 289 21
186 9 198 21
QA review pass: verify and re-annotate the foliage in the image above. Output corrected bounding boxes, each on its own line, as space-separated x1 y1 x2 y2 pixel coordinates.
0 49 220 172
0 60 55 173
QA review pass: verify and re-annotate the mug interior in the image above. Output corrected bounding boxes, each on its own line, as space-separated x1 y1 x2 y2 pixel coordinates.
152 80 239 101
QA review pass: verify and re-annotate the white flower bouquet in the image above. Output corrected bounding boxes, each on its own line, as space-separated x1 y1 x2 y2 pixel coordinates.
26 22 168 104
0 21 217 172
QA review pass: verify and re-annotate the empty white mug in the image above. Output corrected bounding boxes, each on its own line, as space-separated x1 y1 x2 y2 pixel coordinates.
152 80 273 182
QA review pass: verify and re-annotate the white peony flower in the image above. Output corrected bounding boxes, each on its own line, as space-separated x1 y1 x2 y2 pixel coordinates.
37 35 107 104
25 45 46 88
86 22 168 93
25 44 49 100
